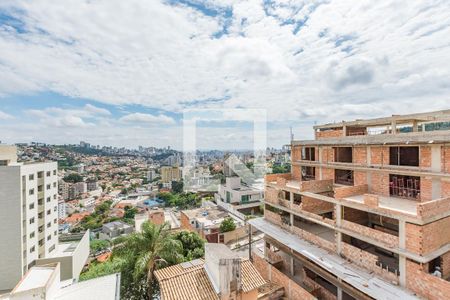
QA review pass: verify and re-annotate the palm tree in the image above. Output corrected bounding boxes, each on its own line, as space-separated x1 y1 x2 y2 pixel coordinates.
112 221 183 299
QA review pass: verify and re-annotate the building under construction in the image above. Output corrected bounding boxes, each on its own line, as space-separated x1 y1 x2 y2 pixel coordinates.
250 109 450 300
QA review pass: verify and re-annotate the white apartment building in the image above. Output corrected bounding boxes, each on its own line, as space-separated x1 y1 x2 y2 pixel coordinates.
0 146 89 291
58 199 66 220
215 177 264 219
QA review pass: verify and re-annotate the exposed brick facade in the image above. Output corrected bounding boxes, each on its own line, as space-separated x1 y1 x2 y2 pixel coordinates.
315 129 343 139
420 146 432 168
353 146 367 165
370 173 389 196
406 259 450 300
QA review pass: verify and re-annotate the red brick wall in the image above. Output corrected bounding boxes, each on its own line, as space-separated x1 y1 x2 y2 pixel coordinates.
292 145 302 161
406 259 450 300
301 196 334 214
420 146 432 168
441 251 450 279
321 147 334 163
406 216 450 255
265 186 279 205
341 220 399 248
353 147 367 165
251 254 316 300
370 173 389 196
292 165 301 180
421 177 433 201
442 180 450 198
148 211 165 225
417 196 450 219
442 146 450 173
180 212 192 231
321 168 334 181
370 146 389 165
316 129 343 139
354 171 367 186
334 184 368 199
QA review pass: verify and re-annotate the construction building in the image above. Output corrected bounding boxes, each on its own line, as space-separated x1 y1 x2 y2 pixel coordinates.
249 110 450 300
160 166 181 183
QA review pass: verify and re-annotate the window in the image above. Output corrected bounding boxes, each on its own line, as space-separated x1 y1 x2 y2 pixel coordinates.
47 209 51 215
46 197 50 203
53 170 56 175
38 199 43 205
38 226 43 233
38 212 43 219
241 195 250 203
29 174 34 180
29 189 35 195
389 174 420 200
389 147 419 166
49 244 55 253
54 230 57 236
53 194 57 199
39 239 44 246
53 182 56 188
47 235 51 241
29 203 35 210
46 171 51 177
37 171 43 179
46 184 51 190
335 169 354 185
226 191 231 203
30 246 35 253
30 232 35 239
54 206 57 212
47 222 51 228
53 218 57 224
301 147 316 161
29 217 35 224
38 185 43 192
334 147 353 163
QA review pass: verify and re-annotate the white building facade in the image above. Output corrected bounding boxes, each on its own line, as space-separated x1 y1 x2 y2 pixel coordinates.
0 145 59 290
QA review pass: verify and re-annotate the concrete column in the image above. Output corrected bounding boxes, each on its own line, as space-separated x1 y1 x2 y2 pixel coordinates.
290 256 295 276
412 121 418 132
391 120 397 134
336 204 342 254
290 213 294 228
337 287 343 300
342 125 347 137
290 192 294 204
399 220 406 287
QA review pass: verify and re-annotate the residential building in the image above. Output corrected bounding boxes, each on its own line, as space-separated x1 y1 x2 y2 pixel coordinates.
180 204 249 244
86 179 98 191
0 145 90 291
99 221 133 241
147 169 156 182
58 180 69 200
154 243 269 300
160 166 181 183
249 110 450 300
58 200 66 220
0 263 120 300
215 177 263 219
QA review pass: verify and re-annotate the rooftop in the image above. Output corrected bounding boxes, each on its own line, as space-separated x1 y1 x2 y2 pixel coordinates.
154 258 266 300
249 217 419 300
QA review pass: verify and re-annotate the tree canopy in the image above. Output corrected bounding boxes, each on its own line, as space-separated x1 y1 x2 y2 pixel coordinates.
220 217 236 233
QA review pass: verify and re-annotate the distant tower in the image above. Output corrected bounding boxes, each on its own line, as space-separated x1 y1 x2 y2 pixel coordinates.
290 126 294 142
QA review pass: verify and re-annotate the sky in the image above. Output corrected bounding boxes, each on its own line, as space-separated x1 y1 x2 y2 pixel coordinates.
0 0 449 150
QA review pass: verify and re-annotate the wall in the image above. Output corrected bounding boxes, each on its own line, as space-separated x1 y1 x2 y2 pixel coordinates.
315 129 343 139
341 220 399 248
301 197 334 214
441 146 450 173
252 254 316 300
334 185 368 199
406 216 450 255
370 173 389 196
180 212 191 231
353 147 367 165
406 259 450 300
354 171 367 186
0 166 22 290
370 146 389 165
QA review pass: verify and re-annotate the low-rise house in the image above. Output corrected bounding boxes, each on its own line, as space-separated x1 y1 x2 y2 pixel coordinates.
180 205 248 244
154 243 274 300
99 221 133 240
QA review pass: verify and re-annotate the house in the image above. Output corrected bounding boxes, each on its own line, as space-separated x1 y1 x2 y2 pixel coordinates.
154 243 272 300
99 221 133 240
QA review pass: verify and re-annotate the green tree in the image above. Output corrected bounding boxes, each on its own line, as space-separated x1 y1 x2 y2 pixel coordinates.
63 173 83 183
171 180 184 193
90 239 110 253
124 206 138 220
112 222 184 299
219 217 236 233
172 231 205 261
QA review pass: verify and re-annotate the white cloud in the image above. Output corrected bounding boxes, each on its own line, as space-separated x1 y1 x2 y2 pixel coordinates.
0 0 449 146
0 110 14 120
119 113 176 125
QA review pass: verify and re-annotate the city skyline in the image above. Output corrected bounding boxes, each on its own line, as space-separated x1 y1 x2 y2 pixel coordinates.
1 1 450 149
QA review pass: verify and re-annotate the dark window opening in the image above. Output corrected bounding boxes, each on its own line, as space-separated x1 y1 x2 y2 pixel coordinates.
428 256 442 274
335 169 353 185
304 267 337 296
301 166 316 181
389 174 420 200
389 146 419 166
293 193 302 205
302 147 316 161
334 147 353 163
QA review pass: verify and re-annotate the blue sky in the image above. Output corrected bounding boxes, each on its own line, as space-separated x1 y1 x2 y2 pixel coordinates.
0 0 450 149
